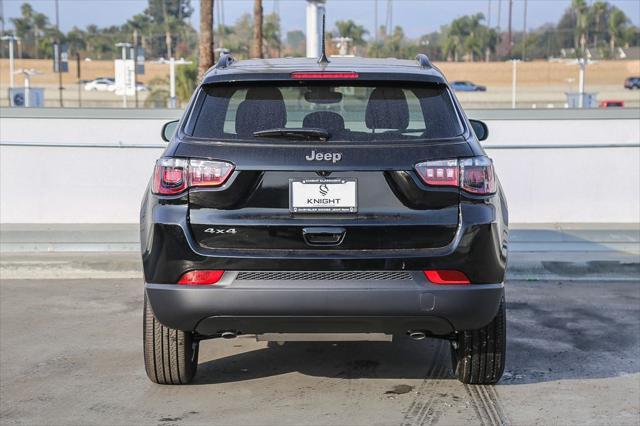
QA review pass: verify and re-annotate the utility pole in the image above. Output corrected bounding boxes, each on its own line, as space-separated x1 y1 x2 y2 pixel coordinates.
252 0 263 58
522 0 528 61
76 52 81 107
487 0 492 28
507 0 513 57
385 0 393 36
374 0 378 41
199 0 214 78
497 0 501 30
55 0 63 107
0 0 5 34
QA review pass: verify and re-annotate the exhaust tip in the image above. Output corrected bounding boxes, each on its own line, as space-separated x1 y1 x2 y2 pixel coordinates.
408 331 426 340
220 331 237 339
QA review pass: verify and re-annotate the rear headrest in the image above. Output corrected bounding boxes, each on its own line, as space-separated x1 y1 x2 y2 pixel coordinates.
303 111 345 135
365 87 409 130
235 87 287 137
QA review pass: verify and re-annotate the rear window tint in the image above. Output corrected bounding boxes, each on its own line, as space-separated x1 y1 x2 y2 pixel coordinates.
187 83 464 142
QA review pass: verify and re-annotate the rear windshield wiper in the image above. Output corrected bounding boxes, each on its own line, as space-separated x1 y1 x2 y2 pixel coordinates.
253 128 329 141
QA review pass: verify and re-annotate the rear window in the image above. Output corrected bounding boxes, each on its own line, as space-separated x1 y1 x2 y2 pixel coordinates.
186 83 464 142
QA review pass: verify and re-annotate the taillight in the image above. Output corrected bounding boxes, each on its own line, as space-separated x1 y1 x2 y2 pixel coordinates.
189 159 234 188
460 157 496 194
414 156 496 195
414 160 459 186
424 270 470 285
153 158 188 195
178 270 225 285
152 158 234 195
290 71 359 79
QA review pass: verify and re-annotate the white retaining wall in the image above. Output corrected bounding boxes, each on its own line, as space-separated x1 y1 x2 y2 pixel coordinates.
1 108 639 224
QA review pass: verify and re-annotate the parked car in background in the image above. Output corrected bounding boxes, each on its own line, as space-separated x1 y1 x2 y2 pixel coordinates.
599 100 624 108
135 82 148 92
450 81 487 92
84 78 116 92
623 77 640 90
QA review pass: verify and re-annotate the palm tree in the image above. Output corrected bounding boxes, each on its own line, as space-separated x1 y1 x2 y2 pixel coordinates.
608 8 628 56
572 0 588 53
32 11 49 59
590 1 608 49
444 16 470 61
334 20 368 47
199 0 214 78
252 0 263 58
464 14 485 61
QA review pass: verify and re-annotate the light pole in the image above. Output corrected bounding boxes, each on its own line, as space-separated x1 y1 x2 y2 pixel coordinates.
306 0 326 58
115 42 132 108
154 57 193 108
578 58 587 109
16 68 39 107
1 35 19 89
511 59 520 109
54 0 63 107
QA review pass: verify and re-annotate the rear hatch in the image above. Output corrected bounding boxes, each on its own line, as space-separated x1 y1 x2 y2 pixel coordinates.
177 79 471 253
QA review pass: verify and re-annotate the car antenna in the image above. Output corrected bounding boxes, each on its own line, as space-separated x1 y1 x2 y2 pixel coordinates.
318 13 330 64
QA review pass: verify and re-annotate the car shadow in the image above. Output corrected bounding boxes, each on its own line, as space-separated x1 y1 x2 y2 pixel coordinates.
193 279 639 386
194 337 455 385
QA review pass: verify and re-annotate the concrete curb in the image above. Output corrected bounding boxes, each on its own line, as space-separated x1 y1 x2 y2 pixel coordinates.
1 224 638 281
1 251 638 281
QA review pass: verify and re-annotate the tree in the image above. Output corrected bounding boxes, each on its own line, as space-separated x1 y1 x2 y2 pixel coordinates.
572 0 589 53
252 0 263 58
590 1 608 48
10 3 50 58
124 14 152 51
199 0 214 78
608 8 628 55
285 30 305 56
263 12 281 57
144 0 193 59
176 61 198 102
334 20 368 47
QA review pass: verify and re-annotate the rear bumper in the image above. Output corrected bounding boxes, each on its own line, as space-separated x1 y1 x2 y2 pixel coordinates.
145 274 504 336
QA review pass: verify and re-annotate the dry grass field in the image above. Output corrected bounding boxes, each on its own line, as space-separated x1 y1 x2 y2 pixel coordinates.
1 58 638 108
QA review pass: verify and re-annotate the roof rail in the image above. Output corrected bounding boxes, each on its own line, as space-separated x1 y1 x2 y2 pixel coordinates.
416 53 432 69
214 52 235 69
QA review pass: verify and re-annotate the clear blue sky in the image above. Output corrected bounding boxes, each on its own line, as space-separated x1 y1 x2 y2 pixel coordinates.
2 0 639 38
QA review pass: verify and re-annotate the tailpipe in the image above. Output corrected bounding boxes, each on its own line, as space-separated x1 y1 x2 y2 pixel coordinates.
220 331 237 339
408 331 426 340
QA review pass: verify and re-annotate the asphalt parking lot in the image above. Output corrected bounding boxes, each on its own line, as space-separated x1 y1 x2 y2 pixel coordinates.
1 270 638 426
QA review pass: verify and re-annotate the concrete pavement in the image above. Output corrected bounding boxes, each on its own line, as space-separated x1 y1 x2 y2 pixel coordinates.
0 275 638 425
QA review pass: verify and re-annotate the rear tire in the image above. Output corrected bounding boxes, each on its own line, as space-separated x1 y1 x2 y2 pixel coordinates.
143 293 198 384
451 298 506 385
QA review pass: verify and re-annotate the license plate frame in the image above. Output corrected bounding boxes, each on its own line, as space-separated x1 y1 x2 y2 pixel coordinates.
289 178 358 213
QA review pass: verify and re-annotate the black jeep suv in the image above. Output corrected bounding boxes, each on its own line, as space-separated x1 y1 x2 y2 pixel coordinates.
141 54 508 385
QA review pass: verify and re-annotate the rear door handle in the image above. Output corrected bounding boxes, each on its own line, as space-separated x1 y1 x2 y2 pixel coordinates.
302 227 346 246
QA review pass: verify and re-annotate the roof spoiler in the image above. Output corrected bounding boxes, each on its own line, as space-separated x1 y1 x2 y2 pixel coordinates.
416 53 433 69
214 52 235 69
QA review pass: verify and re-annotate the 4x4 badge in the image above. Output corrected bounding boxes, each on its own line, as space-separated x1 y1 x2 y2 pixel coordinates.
204 228 237 234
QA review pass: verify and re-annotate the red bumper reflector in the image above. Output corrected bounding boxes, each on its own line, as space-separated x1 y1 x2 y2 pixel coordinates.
178 270 224 285
424 270 470 285
291 71 359 79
